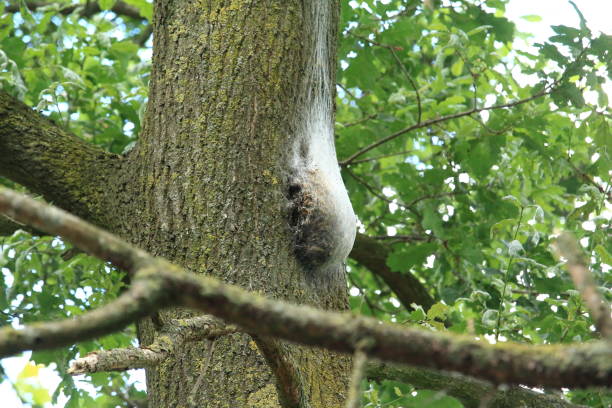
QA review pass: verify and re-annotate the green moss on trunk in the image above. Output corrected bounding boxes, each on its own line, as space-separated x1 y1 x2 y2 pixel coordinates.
110 1 351 407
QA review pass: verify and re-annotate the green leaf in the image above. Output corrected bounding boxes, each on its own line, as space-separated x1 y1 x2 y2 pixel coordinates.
109 41 139 58
387 243 437 272
521 15 542 22
427 302 450 321
481 309 499 327
123 0 154 20
450 58 464 76
98 0 117 10
422 206 446 239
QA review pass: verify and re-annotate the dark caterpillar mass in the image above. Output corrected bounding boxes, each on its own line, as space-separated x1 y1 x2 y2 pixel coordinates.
286 180 337 271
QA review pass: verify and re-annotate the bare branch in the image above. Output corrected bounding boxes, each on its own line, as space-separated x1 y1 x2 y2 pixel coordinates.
346 341 370 408
68 316 236 374
554 232 612 339
0 188 610 389
349 33 422 125
253 337 303 408
340 149 415 166
0 276 170 357
340 113 378 128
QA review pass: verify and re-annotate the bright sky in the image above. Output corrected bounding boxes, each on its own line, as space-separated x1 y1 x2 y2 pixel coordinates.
1 1 610 407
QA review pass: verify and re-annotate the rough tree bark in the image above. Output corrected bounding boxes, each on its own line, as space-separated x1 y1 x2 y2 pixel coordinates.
116 2 354 407
2 1 356 407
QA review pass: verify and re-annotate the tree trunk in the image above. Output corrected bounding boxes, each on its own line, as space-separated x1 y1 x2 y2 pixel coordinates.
106 1 354 407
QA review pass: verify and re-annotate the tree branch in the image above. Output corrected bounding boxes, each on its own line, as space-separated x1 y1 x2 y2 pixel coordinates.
6 1 145 21
554 232 612 339
339 86 554 166
252 336 303 408
0 91 119 223
0 275 169 357
350 233 435 311
68 315 236 374
0 188 610 389
346 340 370 408
366 362 588 408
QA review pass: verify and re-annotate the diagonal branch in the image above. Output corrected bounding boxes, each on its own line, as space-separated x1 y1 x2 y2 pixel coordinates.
339 86 554 166
554 232 612 339
0 188 610 389
0 91 120 224
350 233 435 311
0 275 170 357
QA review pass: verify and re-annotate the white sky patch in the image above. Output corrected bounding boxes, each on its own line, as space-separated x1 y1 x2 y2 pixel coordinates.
581 220 596 232
425 255 435 268
458 173 470 183
536 294 550 301
388 202 398 213
505 0 612 103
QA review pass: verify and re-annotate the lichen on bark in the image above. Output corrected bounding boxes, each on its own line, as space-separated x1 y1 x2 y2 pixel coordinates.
112 1 352 407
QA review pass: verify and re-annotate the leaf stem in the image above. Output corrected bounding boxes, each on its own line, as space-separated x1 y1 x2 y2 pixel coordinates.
495 206 524 342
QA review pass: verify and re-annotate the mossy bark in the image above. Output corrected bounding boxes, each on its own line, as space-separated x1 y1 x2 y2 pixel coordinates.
1 1 351 406
111 1 350 407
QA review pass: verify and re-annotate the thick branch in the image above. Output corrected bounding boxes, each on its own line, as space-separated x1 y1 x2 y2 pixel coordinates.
68 316 236 374
350 233 435 311
366 362 587 408
0 91 118 222
0 188 610 389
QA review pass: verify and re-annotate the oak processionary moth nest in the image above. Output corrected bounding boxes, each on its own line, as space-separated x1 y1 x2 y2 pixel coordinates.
286 1 356 273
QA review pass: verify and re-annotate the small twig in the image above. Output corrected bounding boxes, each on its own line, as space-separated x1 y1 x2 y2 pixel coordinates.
495 206 525 342
345 341 371 408
563 158 611 200
344 167 402 208
468 115 509 135
101 385 147 408
340 85 555 166
348 33 422 124
340 149 415 166
337 82 359 101
406 191 465 208
388 47 422 124
370 234 428 242
341 113 378 128
188 340 216 408
554 232 612 339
